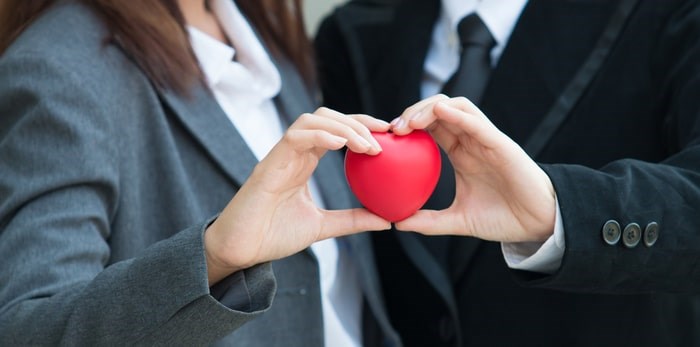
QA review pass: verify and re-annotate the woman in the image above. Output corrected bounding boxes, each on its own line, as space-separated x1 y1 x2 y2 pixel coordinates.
0 0 398 345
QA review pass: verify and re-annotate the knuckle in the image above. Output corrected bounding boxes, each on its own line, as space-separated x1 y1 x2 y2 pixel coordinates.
315 106 331 114
454 96 469 104
344 116 364 129
435 93 449 100
311 129 325 141
340 123 357 136
297 113 314 123
282 129 299 143
352 115 373 128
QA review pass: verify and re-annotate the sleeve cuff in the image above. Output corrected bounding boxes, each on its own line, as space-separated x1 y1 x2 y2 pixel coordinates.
501 196 566 274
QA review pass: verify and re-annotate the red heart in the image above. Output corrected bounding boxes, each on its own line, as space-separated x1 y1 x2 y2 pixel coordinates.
344 130 441 222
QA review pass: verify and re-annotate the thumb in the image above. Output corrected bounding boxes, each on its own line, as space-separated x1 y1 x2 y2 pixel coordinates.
395 209 463 236
318 208 391 240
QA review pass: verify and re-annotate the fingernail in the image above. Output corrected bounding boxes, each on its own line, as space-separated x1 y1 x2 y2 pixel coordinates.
390 117 400 127
394 118 406 129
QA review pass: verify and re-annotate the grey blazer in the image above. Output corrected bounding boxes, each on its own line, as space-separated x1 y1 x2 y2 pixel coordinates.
0 2 399 346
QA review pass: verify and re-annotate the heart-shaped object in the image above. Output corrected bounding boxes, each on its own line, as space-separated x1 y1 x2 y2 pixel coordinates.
344 130 441 222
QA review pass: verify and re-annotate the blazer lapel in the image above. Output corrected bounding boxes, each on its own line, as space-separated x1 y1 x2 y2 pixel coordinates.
273 57 319 128
276 52 399 341
160 85 258 187
451 0 634 283
271 55 355 212
482 0 621 148
346 233 401 344
366 0 463 318
521 0 639 158
160 20 396 336
372 0 440 118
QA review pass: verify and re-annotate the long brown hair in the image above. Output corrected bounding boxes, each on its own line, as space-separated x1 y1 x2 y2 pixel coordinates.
0 0 314 95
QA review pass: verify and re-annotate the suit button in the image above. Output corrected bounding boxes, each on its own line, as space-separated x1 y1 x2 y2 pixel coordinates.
643 222 659 247
438 316 455 342
622 223 642 248
602 220 621 245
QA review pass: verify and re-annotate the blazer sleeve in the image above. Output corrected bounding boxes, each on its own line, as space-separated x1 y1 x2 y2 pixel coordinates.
0 52 275 344
518 1 700 294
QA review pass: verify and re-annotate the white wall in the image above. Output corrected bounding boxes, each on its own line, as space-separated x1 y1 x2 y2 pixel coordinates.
303 0 347 36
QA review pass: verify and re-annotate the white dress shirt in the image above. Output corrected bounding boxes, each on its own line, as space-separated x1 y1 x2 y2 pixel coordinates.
423 0 565 274
189 0 361 346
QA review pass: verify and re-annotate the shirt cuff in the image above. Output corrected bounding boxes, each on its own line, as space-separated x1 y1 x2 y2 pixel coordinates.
501 197 566 274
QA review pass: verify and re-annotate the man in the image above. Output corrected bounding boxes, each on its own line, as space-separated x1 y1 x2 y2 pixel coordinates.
316 0 700 346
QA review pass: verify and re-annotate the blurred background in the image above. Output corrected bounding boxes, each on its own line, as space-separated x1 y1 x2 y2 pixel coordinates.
303 0 346 36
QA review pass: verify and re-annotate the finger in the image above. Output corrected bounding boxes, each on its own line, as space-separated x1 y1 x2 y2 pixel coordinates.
397 94 450 122
438 97 493 125
394 209 467 236
283 128 348 153
393 106 440 136
318 208 392 240
404 97 473 134
431 101 502 148
391 94 449 135
312 107 383 153
347 114 391 133
401 99 498 151
388 106 460 158
292 113 379 154
425 122 460 155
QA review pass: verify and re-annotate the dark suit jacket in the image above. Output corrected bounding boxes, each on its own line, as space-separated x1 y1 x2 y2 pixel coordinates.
0 2 400 346
317 0 700 346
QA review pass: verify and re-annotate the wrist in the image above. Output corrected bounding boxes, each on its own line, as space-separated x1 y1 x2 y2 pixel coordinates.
531 172 557 242
204 221 244 286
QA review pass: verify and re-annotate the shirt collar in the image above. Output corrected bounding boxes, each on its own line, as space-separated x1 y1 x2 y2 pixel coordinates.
187 26 235 86
187 0 281 97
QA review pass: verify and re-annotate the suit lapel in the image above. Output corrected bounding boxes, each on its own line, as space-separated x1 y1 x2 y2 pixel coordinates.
345 233 401 344
375 0 626 288
160 14 397 337
271 54 355 212
160 36 349 206
482 0 620 148
372 0 440 118
451 0 619 282
450 0 633 283
275 51 399 341
368 0 464 315
520 0 639 158
280 55 402 339
160 85 258 187
273 57 319 130
159 44 352 215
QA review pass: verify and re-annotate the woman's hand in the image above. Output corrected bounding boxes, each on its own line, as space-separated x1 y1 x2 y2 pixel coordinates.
204 107 391 285
391 95 556 243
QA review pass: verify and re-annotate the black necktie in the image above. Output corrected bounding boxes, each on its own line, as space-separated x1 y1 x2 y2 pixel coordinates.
441 13 496 105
